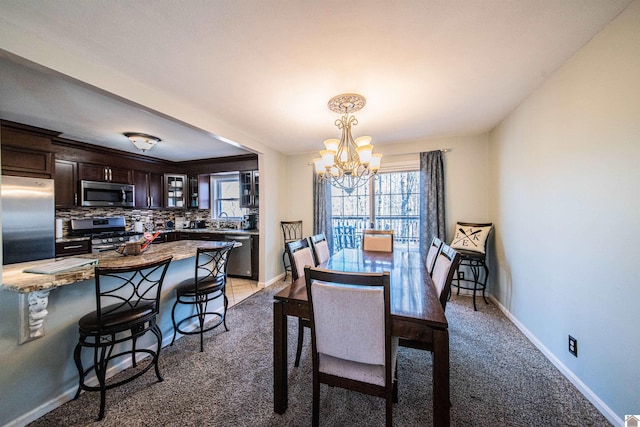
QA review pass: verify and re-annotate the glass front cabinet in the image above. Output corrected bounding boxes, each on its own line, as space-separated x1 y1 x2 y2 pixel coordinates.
239 170 259 208
164 173 187 208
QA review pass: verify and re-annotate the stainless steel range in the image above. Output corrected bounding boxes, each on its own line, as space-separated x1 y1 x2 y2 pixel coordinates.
70 216 144 253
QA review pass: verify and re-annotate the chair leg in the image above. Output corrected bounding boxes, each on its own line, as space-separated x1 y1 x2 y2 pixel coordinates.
481 261 489 305
470 263 479 311
282 251 288 282
151 323 164 382
96 345 108 421
73 342 84 400
197 298 206 352
294 318 304 367
223 292 229 331
386 393 393 427
312 372 320 427
170 299 180 346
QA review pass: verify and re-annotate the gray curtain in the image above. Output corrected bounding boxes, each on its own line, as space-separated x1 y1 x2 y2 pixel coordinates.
419 150 446 257
313 171 333 253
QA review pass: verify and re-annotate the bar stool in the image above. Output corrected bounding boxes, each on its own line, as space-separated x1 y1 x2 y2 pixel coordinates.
73 256 173 420
170 242 235 352
281 220 302 281
450 222 493 311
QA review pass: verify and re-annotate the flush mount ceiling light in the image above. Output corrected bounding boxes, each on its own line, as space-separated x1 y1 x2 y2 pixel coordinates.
123 132 161 152
313 93 382 194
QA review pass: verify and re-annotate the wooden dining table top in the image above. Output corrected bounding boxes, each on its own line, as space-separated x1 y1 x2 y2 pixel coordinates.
275 248 447 330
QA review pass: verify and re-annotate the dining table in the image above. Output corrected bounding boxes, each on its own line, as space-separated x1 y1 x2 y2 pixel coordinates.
273 248 450 426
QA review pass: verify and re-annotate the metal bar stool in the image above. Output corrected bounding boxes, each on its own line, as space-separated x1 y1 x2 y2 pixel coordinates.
73 256 173 420
450 222 493 311
281 220 302 282
170 242 235 352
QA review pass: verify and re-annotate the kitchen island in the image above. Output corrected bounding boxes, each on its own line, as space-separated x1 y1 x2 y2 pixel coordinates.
0 240 238 426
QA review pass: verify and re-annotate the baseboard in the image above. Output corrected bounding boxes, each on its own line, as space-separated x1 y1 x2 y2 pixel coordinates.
488 295 623 427
262 272 286 288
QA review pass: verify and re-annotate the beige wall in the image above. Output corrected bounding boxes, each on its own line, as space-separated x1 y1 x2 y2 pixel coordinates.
488 0 640 423
285 133 490 244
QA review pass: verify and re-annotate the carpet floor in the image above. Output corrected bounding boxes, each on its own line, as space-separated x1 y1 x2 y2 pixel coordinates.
29 281 611 426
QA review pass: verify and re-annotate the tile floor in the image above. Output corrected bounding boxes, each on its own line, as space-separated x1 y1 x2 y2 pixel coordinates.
226 276 260 307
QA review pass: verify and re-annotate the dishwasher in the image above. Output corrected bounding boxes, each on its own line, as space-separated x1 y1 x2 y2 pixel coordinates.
225 234 252 278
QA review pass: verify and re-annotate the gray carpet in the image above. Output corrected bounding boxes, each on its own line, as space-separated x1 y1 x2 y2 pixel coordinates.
29 281 611 426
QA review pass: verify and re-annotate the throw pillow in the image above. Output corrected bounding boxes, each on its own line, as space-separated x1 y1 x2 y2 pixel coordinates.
450 224 492 254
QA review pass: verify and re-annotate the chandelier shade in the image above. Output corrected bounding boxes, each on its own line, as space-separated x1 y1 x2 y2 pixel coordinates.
314 93 381 193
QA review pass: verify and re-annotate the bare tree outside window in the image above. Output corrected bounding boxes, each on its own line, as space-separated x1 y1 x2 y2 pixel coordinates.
331 171 420 252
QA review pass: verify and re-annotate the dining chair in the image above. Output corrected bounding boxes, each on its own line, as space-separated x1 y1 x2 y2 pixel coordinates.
426 236 444 275
449 222 493 310
399 244 460 351
362 229 394 252
309 233 330 265
170 242 235 352
304 266 397 427
281 220 303 281
73 256 173 420
285 237 317 367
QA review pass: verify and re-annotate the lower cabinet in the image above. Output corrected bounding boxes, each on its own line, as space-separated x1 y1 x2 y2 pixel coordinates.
178 232 257 280
55 240 90 257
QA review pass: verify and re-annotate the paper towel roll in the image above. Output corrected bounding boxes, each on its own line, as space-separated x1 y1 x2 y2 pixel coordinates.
55 218 64 239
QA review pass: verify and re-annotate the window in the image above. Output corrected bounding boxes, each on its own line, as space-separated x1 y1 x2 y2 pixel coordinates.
210 173 244 219
331 169 420 252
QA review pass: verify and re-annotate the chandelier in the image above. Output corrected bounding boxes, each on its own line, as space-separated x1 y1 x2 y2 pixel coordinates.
313 93 382 193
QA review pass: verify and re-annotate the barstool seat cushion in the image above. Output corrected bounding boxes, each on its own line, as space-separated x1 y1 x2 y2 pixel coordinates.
78 303 156 332
175 275 225 296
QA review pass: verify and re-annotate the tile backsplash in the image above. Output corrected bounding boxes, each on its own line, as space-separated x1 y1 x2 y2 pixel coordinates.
55 207 258 237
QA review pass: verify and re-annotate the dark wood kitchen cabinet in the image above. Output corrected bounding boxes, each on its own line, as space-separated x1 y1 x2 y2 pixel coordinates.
133 171 163 208
55 240 90 257
239 170 259 208
78 162 131 184
54 159 78 208
188 174 210 209
1 127 54 178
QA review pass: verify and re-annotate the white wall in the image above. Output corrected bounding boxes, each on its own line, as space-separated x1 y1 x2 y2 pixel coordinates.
488 0 640 423
286 134 490 242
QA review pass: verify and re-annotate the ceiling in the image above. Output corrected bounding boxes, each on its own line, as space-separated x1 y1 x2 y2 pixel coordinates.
0 0 633 162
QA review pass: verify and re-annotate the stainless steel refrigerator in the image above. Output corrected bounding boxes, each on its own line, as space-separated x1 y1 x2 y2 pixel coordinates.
1 175 55 264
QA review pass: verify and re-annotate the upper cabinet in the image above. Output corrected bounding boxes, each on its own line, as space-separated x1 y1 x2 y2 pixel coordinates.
0 126 54 178
164 173 187 208
187 175 210 210
55 160 78 208
239 170 259 208
197 174 210 210
134 171 164 208
79 163 131 184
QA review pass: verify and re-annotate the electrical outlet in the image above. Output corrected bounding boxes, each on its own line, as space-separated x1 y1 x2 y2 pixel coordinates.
568 335 578 357
458 271 465 280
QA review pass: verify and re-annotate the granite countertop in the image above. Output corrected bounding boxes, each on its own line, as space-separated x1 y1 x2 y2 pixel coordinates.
55 228 259 243
1 240 232 294
163 228 259 235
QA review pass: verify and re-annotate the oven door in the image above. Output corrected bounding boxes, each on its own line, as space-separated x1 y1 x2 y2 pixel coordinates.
80 180 135 207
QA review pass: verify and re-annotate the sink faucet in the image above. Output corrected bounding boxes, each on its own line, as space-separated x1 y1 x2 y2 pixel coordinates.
218 211 228 228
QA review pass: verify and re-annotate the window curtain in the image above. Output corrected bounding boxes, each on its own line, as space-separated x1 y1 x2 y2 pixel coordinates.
313 171 333 253
419 150 446 257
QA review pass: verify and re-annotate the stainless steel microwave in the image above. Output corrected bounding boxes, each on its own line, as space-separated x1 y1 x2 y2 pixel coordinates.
80 180 135 207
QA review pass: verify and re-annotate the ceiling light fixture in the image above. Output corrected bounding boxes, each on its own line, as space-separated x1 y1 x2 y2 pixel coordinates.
313 93 382 194
123 132 161 152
